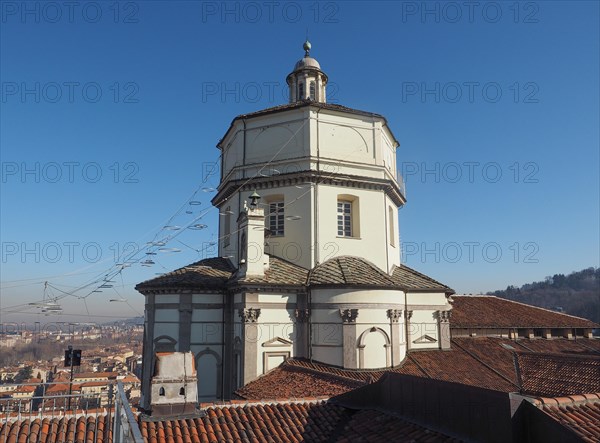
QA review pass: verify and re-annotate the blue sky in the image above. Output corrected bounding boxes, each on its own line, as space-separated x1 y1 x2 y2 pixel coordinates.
1 1 598 323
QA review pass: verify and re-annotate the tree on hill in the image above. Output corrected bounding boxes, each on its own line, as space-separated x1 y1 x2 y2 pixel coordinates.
488 267 600 324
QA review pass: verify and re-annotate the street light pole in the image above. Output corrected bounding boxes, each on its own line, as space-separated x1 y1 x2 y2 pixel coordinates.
67 345 74 412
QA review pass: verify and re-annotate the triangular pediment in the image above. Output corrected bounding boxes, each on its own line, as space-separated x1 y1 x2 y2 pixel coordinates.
262 336 293 347
413 335 437 344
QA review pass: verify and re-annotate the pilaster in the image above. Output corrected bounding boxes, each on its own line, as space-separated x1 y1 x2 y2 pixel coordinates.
178 293 192 351
405 309 413 351
239 306 261 384
340 308 358 368
294 307 310 358
436 310 452 350
141 293 155 410
387 309 403 366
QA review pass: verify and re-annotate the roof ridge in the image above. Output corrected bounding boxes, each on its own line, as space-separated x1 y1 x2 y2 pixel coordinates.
535 393 600 407
285 364 368 387
515 351 600 360
199 397 328 411
398 263 451 289
451 339 520 389
336 258 347 284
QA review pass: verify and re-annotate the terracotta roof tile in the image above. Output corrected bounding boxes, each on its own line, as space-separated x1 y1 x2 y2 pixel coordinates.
235 362 363 400
236 338 600 400
407 338 599 393
0 415 113 443
451 295 599 328
11 385 36 394
538 396 600 443
139 400 461 442
516 352 600 397
73 372 116 379
400 340 518 392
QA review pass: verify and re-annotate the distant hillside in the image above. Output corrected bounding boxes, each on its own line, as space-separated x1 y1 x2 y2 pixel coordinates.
487 267 600 325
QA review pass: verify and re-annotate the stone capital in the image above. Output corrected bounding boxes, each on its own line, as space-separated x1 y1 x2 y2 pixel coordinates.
238 308 261 323
387 309 403 322
339 308 359 323
295 309 310 323
437 310 452 323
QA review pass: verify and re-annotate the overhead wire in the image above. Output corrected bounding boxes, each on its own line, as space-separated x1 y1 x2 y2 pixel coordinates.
2 114 371 317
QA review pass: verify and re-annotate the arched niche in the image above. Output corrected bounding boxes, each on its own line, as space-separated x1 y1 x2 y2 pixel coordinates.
357 327 391 369
195 347 222 401
153 335 177 353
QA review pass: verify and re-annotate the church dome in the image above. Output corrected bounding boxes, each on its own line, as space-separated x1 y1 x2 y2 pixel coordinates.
293 56 321 71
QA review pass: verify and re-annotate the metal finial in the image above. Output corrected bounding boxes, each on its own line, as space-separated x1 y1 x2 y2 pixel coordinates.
303 40 311 56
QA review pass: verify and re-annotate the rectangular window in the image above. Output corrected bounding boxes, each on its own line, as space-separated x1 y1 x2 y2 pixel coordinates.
337 201 352 237
389 206 395 247
224 206 231 247
269 202 284 236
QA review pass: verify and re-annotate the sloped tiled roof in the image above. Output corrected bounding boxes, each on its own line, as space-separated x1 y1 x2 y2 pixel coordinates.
236 338 600 400
512 336 600 354
308 256 397 287
139 400 461 443
235 255 309 286
391 264 454 293
401 339 519 392
536 395 600 443
450 295 599 328
235 360 365 400
11 385 36 394
136 257 236 292
515 352 600 397
46 383 81 394
137 254 455 293
0 415 113 443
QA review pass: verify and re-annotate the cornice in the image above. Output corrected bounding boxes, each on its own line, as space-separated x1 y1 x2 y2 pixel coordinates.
212 170 405 207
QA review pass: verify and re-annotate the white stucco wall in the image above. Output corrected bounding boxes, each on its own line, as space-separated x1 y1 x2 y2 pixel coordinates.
310 288 406 368
254 293 295 375
217 106 403 271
